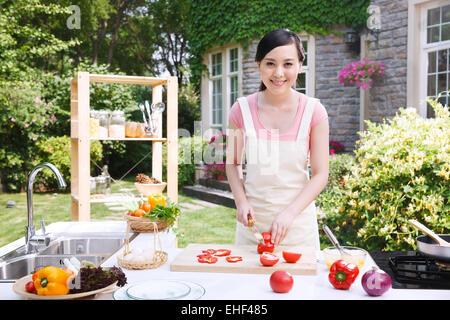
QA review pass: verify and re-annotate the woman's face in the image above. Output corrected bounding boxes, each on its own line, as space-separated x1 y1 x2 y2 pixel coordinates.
257 42 302 95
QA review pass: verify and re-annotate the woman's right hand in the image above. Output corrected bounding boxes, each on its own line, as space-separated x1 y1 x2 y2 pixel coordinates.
236 200 255 227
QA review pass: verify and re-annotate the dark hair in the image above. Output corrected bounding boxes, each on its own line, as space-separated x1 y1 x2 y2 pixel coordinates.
255 29 305 91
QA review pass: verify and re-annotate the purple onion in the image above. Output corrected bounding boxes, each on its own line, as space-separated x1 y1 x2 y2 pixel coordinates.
361 266 392 296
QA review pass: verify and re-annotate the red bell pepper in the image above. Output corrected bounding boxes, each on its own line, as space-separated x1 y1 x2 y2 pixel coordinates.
257 232 274 253
328 259 359 290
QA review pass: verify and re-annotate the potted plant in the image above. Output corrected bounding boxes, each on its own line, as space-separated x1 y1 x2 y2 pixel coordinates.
338 57 385 89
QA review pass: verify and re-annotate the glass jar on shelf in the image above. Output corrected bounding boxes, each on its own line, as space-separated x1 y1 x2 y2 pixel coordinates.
95 176 106 195
89 110 99 138
101 165 111 195
97 110 109 138
109 110 125 138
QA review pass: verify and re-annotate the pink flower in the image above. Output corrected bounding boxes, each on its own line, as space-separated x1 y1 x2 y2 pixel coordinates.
34 97 41 104
330 149 335 154
49 114 56 124
11 117 15 122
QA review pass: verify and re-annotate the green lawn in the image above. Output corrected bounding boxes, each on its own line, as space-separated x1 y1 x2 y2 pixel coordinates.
0 177 236 249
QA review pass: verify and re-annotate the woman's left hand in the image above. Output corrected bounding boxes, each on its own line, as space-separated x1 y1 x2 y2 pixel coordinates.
270 209 297 246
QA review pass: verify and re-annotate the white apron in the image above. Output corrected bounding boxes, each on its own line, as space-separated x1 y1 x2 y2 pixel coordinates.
235 96 320 249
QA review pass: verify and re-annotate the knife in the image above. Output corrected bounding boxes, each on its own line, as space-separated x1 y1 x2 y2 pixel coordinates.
248 215 265 244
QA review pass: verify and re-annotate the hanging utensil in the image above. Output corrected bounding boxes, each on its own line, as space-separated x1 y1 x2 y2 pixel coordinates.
151 102 165 115
138 104 148 127
323 225 346 256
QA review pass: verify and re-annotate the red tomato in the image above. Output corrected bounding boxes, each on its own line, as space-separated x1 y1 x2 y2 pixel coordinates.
226 256 243 263
25 281 36 294
260 252 280 266
198 255 218 264
214 249 231 257
282 251 302 263
270 270 294 293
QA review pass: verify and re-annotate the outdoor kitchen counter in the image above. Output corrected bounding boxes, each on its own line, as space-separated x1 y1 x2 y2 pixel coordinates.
0 221 449 300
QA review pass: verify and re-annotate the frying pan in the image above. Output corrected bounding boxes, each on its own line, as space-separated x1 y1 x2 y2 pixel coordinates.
408 219 450 262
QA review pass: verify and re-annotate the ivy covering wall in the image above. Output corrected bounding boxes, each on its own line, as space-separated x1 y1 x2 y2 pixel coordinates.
188 0 370 89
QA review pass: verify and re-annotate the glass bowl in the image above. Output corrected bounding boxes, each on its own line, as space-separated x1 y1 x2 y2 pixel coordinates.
323 246 367 269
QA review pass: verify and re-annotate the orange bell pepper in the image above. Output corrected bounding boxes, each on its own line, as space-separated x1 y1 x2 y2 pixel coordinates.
34 266 70 296
148 193 165 208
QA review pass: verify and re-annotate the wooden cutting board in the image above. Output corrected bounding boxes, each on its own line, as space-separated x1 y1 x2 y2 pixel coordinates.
170 243 317 275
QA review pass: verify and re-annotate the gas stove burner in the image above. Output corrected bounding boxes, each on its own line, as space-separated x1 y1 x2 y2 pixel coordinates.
388 254 450 289
435 260 450 271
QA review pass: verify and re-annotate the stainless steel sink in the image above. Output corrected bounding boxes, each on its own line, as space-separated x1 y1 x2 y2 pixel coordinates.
0 232 137 282
0 254 106 282
40 237 127 255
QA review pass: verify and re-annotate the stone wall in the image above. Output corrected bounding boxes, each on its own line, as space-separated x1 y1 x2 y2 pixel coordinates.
315 25 361 152
238 0 409 152
366 0 409 123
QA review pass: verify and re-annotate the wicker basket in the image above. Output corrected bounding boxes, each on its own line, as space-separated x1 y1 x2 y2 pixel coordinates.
123 213 171 233
117 221 168 270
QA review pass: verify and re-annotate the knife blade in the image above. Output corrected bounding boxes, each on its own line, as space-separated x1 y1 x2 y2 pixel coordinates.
248 216 265 244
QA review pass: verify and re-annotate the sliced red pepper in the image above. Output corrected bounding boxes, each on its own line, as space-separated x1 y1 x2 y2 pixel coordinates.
202 249 217 255
197 253 212 258
214 249 231 257
226 256 243 263
198 255 218 264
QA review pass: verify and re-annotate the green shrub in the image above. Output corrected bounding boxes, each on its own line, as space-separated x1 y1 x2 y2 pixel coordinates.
33 136 103 191
324 98 450 251
0 80 61 191
162 136 208 188
316 153 357 216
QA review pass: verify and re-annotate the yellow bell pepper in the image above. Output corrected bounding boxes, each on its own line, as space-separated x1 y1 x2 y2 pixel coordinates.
34 266 70 296
148 193 166 208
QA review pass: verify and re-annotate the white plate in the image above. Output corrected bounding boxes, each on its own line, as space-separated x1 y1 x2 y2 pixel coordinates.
126 279 191 300
13 275 117 300
114 280 205 300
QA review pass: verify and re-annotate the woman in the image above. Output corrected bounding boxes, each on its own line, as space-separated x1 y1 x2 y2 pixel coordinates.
225 29 329 249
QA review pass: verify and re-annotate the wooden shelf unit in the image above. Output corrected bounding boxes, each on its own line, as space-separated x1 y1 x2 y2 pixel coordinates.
70 72 178 221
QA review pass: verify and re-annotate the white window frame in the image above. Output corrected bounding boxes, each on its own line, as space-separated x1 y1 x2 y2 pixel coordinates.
295 33 315 97
207 45 242 130
420 1 450 117
408 0 450 117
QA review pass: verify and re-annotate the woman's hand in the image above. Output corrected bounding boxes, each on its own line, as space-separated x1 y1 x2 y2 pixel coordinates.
270 209 297 246
236 200 255 227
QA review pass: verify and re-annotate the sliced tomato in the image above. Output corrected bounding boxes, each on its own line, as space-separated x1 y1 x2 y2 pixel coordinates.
198 255 218 264
202 249 217 255
282 251 302 263
226 256 243 263
214 249 231 257
260 252 280 267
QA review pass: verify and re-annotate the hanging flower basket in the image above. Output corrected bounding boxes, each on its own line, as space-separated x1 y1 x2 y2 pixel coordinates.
339 57 385 90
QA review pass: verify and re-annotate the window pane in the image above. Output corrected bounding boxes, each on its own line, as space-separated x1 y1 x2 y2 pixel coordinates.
302 40 308 66
438 73 447 92
438 49 448 72
442 23 450 41
428 7 441 26
438 95 448 107
230 76 238 108
212 53 222 76
230 48 238 73
443 5 450 23
295 73 306 93
212 79 222 124
428 74 436 96
427 26 440 43
428 51 437 73
427 101 436 118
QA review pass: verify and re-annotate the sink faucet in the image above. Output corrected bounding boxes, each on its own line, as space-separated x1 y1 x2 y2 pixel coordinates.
25 162 67 254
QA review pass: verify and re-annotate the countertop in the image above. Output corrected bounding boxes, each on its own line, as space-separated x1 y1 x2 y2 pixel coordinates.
1 221 449 300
